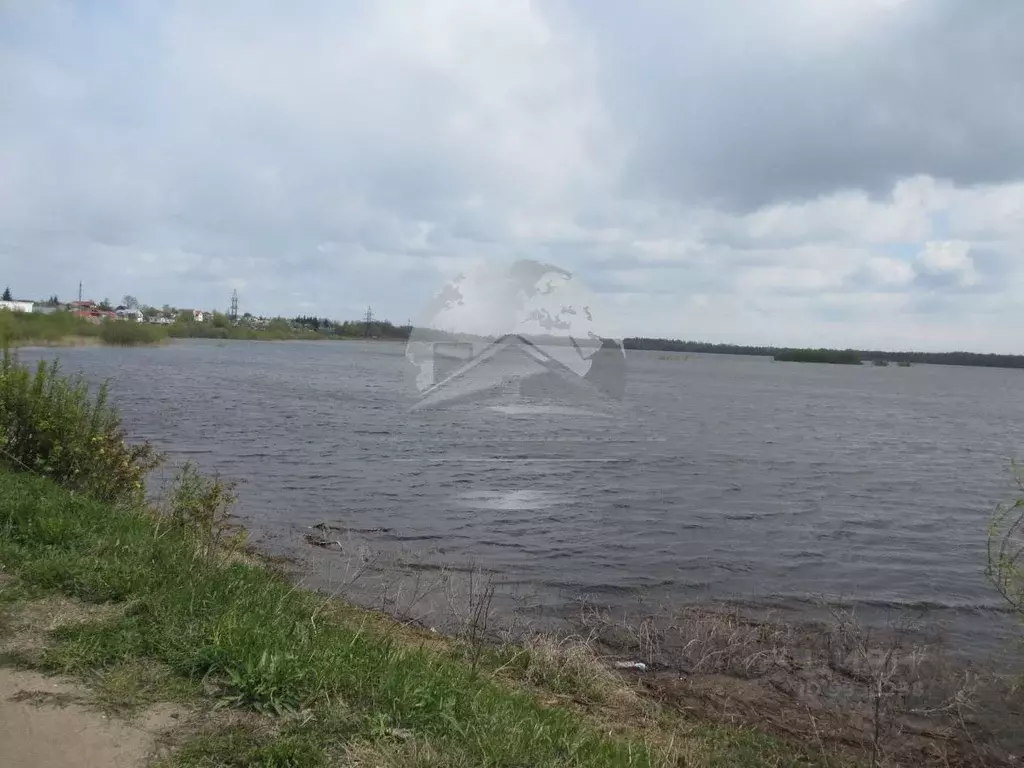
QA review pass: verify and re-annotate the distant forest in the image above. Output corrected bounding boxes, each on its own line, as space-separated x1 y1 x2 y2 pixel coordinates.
623 337 1024 370
293 316 411 339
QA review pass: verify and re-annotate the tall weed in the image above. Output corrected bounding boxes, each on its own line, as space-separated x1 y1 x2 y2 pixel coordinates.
988 467 1024 641
0 350 161 504
163 463 244 564
98 321 167 347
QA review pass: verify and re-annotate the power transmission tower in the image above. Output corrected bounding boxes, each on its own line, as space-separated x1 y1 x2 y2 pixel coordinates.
230 289 239 321
78 281 83 302
364 306 374 337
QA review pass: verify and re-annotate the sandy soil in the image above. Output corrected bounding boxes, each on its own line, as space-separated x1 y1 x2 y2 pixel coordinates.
0 667 180 768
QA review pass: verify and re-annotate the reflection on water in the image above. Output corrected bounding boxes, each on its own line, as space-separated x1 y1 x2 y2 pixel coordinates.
455 489 567 511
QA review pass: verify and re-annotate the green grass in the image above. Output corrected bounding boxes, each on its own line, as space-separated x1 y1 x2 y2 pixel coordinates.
0 470 825 767
0 308 405 346
168 320 321 342
0 471 648 764
0 309 101 345
98 320 169 346
162 719 342 768
0 309 169 347
167 319 403 342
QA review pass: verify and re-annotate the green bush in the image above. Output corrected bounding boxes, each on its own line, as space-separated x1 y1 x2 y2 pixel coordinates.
0 309 100 345
98 320 168 346
0 350 161 504
164 463 244 564
0 310 167 347
168 322 318 342
988 493 1024 625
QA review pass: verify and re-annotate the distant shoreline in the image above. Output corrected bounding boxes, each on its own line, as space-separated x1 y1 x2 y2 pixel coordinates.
9 336 103 350
7 309 1021 370
12 335 407 351
624 337 1024 370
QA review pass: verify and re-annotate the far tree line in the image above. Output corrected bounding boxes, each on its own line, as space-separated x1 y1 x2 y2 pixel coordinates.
623 337 1024 370
292 315 411 339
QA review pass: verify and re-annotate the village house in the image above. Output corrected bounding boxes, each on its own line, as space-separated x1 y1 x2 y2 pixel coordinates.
115 306 145 322
0 299 35 313
70 300 116 323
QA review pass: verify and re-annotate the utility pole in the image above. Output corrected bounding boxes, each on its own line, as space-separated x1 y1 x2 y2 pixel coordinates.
230 289 239 321
364 306 374 337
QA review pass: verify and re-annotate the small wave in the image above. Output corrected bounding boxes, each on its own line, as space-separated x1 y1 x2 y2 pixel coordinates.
772 594 1017 616
378 532 446 543
546 579 677 595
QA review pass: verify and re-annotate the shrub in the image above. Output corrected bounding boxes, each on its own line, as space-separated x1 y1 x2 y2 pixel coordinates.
163 463 244 564
988 488 1024 624
0 350 161 504
98 320 167 346
0 309 100 345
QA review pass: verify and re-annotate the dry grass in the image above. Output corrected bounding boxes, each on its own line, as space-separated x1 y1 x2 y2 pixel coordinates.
574 599 1023 767
343 736 474 768
9 336 103 349
291 532 1024 766
0 593 126 662
498 634 627 705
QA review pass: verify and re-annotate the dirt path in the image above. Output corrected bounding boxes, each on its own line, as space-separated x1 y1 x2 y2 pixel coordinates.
0 668 179 768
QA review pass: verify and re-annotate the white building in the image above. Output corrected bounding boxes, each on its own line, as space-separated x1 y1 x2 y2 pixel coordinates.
116 308 145 322
0 300 34 313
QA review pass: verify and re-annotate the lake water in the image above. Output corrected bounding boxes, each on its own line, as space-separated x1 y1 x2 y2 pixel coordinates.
19 340 1024 658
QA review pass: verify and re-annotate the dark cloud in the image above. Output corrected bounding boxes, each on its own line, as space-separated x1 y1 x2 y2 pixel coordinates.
570 0 1024 210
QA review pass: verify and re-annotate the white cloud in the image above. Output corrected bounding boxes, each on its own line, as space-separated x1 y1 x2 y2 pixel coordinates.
864 256 915 286
915 240 978 287
944 183 1024 242
736 176 943 245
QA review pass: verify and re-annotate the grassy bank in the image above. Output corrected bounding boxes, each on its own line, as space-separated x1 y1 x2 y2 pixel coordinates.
0 472 833 767
168 318 407 342
0 471 646 766
168 320 324 342
0 310 168 348
99 320 169 346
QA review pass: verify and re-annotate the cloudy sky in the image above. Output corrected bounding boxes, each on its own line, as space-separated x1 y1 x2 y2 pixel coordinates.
2 0 1022 351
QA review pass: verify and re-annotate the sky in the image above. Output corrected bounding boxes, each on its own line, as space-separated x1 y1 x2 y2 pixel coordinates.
1 0 1023 352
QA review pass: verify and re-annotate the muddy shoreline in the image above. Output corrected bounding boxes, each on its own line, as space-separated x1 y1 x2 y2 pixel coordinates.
284 526 1024 766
